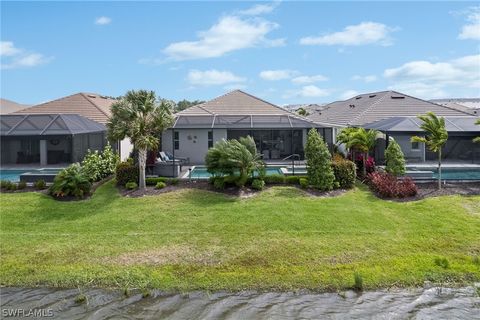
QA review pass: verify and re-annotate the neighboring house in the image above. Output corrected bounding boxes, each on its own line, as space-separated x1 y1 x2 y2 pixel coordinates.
0 98 31 114
308 90 479 163
1 114 106 165
162 90 335 164
430 98 480 116
8 92 133 164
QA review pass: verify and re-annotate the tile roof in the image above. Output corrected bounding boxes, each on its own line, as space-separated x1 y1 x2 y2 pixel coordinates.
363 116 480 133
1 114 106 136
0 98 31 114
308 90 472 126
14 93 116 124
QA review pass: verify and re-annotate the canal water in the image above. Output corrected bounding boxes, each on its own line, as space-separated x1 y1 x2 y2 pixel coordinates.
1 286 479 319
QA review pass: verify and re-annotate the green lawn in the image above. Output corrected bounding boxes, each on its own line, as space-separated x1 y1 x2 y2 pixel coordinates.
1 181 479 292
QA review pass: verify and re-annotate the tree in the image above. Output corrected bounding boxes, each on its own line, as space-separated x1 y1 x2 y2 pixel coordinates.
474 119 480 143
411 112 448 190
205 136 264 187
384 139 406 176
336 127 359 157
175 99 205 112
346 128 379 177
305 128 335 190
107 90 173 190
297 107 309 116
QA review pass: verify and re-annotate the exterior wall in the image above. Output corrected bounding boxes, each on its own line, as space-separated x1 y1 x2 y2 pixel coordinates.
119 138 133 161
162 129 227 164
390 134 425 162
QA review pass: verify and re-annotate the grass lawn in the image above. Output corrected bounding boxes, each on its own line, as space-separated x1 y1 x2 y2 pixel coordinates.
0 181 479 292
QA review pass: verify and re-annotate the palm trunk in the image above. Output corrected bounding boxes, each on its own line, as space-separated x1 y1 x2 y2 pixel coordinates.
138 147 147 190
438 149 442 190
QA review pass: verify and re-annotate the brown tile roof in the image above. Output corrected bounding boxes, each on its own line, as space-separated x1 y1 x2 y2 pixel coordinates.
308 90 472 126
14 93 116 124
177 90 294 116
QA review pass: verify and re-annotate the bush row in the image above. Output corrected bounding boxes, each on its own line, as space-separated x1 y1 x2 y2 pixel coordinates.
1 179 47 191
145 177 179 186
367 172 417 198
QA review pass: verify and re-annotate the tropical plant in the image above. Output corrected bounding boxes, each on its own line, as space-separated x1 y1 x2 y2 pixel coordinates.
49 163 92 199
385 139 406 176
107 90 174 190
205 136 264 187
346 128 379 178
81 144 119 182
411 112 448 190
336 127 359 153
305 128 336 191
297 107 309 116
474 119 480 143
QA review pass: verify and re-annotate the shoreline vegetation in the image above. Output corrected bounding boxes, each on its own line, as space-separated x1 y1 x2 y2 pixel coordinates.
0 180 479 292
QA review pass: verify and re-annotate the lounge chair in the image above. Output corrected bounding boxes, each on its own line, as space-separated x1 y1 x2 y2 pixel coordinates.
163 151 189 164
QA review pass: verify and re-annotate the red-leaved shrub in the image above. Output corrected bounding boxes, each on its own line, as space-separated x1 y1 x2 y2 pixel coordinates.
367 172 417 198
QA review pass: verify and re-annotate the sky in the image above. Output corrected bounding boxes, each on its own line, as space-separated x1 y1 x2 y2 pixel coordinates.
1 1 479 106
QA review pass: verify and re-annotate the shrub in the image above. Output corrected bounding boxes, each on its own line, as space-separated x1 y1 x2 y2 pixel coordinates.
385 140 406 176
81 144 120 182
213 177 225 190
169 178 179 185
7 183 17 191
17 181 27 189
263 174 286 184
251 179 265 190
146 177 167 185
299 178 309 189
34 179 47 190
125 181 138 190
305 128 335 191
49 164 92 198
155 181 166 189
353 272 363 291
367 172 417 198
1 180 12 189
116 161 139 186
332 159 356 189
285 175 308 185
434 257 450 269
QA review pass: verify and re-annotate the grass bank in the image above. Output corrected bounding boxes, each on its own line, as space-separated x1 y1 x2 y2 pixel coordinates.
0 181 479 291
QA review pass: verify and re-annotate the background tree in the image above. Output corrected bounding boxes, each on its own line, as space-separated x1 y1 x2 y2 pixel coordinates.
411 112 448 190
305 128 335 190
175 99 205 112
205 136 264 187
384 139 406 176
107 90 173 190
474 119 480 143
297 107 309 116
346 128 379 177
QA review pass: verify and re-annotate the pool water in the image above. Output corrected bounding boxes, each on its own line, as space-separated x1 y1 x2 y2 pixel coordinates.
0 169 60 182
188 166 283 179
431 168 480 180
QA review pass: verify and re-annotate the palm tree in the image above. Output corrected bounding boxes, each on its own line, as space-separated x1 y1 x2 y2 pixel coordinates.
411 112 448 190
346 128 379 177
474 119 480 143
107 90 173 190
336 127 359 157
297 107 309 116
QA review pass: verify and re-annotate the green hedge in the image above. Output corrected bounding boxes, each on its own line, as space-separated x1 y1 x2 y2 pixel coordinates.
145 177 179 186
332 159 356 189
263 174 286 184
115 162 138 186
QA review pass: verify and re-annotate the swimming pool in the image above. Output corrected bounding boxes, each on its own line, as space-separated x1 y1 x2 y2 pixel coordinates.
0 169 60 182
186 166 283 179
408 167 480 180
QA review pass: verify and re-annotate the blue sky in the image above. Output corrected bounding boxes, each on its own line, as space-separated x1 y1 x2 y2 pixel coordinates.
1 1 479 106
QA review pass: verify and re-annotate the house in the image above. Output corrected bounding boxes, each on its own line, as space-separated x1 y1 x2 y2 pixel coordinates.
308 90 479 163
162 90 335 164
12 92 133 161
430 98 480 116
1 114 106 165
0 98 31 114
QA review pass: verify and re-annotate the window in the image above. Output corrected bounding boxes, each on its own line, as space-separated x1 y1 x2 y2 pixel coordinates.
174 131 179 150
208 131 213 148
411 141 419 150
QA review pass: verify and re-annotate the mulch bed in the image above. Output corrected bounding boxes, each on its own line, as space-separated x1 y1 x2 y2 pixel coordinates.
120 181 348 199
375 181 480 202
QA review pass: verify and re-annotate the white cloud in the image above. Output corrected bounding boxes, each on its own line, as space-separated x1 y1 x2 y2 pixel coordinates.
283 85 330 99
458 6 480 40
187 69 246 86
238 2 279 16
384 54 480 99
0 41 21 56
163 15 284 61
292 74 329 84
259 69 297 81
340 90 359 100
95 16 112 25
351 75 377 83
300 22 397 46
0 41 52 70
